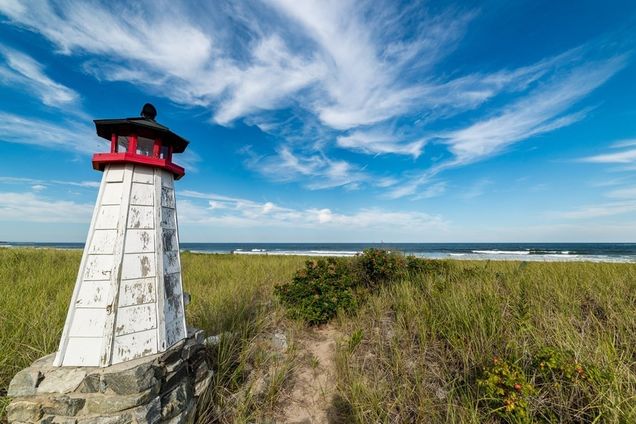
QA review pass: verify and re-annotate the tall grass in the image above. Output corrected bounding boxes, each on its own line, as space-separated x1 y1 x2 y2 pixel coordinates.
2 249 635 423
334 260 636 422
0 249 304 422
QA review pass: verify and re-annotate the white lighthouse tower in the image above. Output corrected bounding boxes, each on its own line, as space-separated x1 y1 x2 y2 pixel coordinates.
54 104 190 367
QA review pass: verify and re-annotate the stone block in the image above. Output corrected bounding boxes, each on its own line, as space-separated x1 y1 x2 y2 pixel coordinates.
163 365 189 394
181 342 204 361
193 362 208 383
37 369 87 395
165 358 184 374
161 381 194 420
6 400 43 422
164 399 195 424
8 368 42 397
41 415 78 424
41 395 85 416
77 372 103 394
101 361 158 395
83 385 159 414
132 395 161 424
159 340 185 366
32 353 56 368
194 370 213 398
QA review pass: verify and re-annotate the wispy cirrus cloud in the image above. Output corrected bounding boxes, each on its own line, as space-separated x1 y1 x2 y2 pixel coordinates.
0 111 101 153
0 45 79 107
0 1 629 196
580 146 636 164
243 146 367 190
0 191 93 223
0 176 100 189
551 200 636 219
386 54 627 198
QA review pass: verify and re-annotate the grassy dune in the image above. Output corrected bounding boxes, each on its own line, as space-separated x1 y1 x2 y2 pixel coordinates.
1 248 635 422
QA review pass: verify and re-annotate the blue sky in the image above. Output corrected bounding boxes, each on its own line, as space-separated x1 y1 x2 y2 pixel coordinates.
0 0 635 242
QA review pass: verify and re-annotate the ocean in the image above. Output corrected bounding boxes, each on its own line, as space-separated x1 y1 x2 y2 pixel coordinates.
1 242 635 262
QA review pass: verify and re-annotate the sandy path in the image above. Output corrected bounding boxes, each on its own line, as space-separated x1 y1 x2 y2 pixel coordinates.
281 325 341 423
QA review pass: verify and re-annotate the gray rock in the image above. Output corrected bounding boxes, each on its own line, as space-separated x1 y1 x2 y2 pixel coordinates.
204 335 220 347
271 330 288 351
193 362 209 383
41 415 78 423
101 361 158 395
83 385 159 414
41 395 85 416
194 370 213 397
164 399 195 424
37 369 87 395
76 414 131 424
165 358 184 374
159 340 185 366
77 373 103 394
6 400 43 422
192 329 205 345
8 368 42 397
132 396 161 424
161 381 193 420
31 353 56 368
181 343 204 361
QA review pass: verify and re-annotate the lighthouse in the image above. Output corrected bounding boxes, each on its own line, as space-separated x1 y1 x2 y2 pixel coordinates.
54 104 190 367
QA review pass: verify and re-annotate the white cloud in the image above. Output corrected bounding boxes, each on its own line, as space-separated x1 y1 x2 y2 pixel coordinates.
0 176 100 189
551 200 636 219
337 130 425 157
178 189 447 232
443 56 625 165
606 186 636 199
244 146 367 190
580 148 636 164
0 192 93 223
0 112 102 153
0 45 78 107
386 55 626 198
0 1 628 195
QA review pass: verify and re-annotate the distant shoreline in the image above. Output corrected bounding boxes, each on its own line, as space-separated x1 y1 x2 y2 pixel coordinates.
2 243 635 263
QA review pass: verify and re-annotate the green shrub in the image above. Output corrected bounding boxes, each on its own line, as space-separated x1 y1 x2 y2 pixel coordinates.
533 347 609 421
274 258 358 325
478 356 535 422
353 249 407 289
405 255 451 276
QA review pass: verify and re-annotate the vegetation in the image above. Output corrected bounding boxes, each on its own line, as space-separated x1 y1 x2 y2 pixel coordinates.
1 248 635 423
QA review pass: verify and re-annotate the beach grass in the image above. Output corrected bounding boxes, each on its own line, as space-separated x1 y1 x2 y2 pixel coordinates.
1 248 635 422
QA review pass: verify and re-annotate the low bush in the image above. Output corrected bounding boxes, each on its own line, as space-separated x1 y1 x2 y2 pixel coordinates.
274 258 358 325
478 356 535 422
353 248 407 289
275 250 451 325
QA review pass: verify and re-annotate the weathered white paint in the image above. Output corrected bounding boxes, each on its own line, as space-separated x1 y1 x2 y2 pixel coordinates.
124 229 155 253
88 230 117 254
54 163 188 367
75 280 110 307
94 205 120 230
112 329 156 364
130 183 154 206
69 308 107 338
101 182 123 205
118 277 156 307
115 304 157 336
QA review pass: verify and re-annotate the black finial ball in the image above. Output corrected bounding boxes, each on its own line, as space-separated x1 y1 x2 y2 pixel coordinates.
141 103 157 120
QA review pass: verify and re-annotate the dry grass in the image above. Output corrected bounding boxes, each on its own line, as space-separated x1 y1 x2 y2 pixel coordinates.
1 249 635 423
334 260 636 422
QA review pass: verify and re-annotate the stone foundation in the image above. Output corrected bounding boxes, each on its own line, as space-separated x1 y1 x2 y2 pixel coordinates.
6 329 212 424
